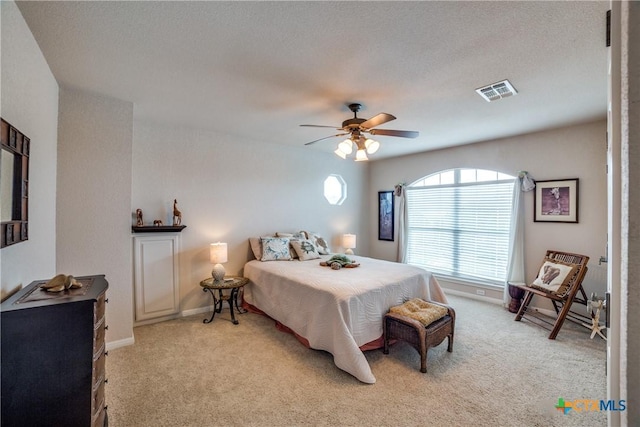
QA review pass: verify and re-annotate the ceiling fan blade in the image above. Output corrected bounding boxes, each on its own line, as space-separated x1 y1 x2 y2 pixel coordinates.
304 133 349 146
369 129 419 138
360 113 396 129
300 124 341 129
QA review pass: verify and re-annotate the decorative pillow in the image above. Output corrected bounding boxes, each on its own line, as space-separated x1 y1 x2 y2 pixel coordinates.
303 231 330 255
276 232 306 258
260 237 292 261
531 258 578 296
290 239 321 261
249 235 275 260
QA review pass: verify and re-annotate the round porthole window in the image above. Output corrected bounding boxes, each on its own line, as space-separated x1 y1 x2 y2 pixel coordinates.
324 174 346 205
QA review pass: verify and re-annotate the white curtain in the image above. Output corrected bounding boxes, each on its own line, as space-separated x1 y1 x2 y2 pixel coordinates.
395 184 408 263
503 172 535 306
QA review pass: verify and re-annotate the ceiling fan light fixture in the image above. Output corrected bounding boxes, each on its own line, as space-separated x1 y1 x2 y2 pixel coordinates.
365 139 379 154
355 149 368 162
338 139 353 154
334 148 347 159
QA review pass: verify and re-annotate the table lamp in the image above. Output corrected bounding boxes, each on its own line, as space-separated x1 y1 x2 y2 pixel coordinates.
343 234 356 255
210 242 228 283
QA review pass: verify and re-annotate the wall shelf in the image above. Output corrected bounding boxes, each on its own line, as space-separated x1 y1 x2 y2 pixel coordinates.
132 225 186 233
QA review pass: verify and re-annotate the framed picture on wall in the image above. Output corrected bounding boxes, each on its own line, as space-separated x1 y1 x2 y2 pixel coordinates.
378 191 394 241
534 178 579 223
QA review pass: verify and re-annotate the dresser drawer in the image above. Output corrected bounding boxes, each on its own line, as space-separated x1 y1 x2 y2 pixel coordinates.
91 404 107 427
92 378 105 417
94 293 106 324
93 344 106 386
94 317 106 354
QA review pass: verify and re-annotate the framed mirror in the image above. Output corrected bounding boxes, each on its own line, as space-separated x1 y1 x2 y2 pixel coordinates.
1 118 29 248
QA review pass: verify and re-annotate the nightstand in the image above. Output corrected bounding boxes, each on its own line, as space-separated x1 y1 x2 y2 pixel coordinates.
200 276 249 324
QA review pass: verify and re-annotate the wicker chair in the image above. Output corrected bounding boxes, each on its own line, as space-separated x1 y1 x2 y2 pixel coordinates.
513 250 590 339
383 301 455 373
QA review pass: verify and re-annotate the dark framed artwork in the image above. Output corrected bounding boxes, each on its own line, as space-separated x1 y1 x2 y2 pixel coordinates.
534 178 579 223
378 191 394 241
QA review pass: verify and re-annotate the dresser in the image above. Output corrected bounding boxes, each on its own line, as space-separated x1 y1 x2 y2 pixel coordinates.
1 274 109 427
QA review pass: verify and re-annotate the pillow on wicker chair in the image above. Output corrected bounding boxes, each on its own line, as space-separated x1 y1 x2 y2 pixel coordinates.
530 258 578 296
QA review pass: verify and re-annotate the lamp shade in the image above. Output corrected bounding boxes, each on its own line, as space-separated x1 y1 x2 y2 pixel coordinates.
365 138 380 154
355 149 368 161
343 234 356 249
333 148 347 159
209 242 228 264
338 139 353 155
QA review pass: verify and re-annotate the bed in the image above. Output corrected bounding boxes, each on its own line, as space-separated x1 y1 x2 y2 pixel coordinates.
243 254 447 383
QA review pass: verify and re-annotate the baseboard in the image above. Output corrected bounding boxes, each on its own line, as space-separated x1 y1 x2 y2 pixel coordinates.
444 288 503 305
106 336 135 351
180 305 215 318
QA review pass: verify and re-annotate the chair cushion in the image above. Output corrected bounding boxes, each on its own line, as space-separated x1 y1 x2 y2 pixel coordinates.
389 299 449 326
530 257 578 296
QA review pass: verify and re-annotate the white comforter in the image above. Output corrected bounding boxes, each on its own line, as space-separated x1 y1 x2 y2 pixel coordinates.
243 255 447 383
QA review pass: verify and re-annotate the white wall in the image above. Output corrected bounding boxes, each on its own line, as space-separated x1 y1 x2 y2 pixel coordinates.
57 87 134 346
132 122 369 313
368 120 608 304
0 1 58 296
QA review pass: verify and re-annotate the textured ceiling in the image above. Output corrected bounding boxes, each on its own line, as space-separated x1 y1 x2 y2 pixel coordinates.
16 1 609 159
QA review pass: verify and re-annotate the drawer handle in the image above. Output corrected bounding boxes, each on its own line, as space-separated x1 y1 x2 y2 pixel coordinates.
105 325 109 330
105 351 109 356
105 378 108 384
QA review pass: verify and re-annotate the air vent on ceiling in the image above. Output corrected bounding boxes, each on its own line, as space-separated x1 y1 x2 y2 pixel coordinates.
476 79 518 102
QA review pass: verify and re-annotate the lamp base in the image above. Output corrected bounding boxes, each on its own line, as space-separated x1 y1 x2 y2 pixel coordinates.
212 264 226 283
345 249 354 255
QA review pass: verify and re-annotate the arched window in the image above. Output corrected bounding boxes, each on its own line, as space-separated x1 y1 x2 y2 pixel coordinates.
406 168 515 286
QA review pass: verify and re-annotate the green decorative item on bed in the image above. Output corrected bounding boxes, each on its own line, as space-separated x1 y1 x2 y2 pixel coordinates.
319 254 360 270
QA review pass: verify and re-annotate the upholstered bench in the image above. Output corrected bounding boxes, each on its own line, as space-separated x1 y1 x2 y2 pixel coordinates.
383 300 455 373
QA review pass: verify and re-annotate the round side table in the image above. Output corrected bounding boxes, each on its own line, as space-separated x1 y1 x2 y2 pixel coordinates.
200 276 249 324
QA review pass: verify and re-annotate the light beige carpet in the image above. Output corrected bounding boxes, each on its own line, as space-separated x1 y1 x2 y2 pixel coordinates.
106 295 607 426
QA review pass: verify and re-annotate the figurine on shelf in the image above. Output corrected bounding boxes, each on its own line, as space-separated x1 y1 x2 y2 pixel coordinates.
136 209 144 226
173 199 182 226
153 219 163 226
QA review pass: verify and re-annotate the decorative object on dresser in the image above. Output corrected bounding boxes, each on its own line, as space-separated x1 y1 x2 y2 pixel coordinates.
1 118 30 248
172 199 182 226
210 242 228 283
1 274 109 427
343 233 356 254
153 219 163 226
40 273 84 292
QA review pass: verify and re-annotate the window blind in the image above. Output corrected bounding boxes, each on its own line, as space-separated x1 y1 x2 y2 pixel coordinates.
406 180 514 285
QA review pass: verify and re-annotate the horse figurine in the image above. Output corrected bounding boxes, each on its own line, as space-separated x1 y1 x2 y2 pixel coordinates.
173 199 182 226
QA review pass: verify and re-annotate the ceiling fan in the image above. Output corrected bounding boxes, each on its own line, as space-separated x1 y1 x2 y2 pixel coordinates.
300 103 419 161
